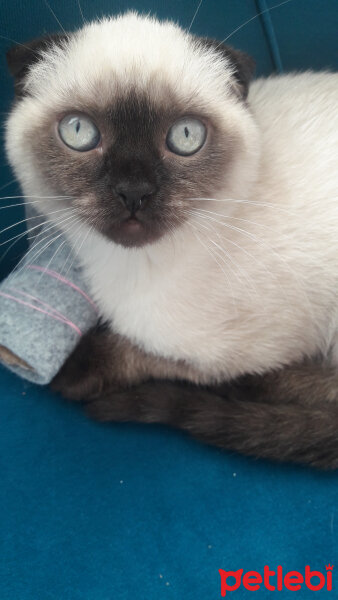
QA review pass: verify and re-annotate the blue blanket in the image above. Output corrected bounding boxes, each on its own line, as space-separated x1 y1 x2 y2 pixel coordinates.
0 367 337 599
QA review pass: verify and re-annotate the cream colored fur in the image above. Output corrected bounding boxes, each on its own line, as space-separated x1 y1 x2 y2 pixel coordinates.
5 13 338 384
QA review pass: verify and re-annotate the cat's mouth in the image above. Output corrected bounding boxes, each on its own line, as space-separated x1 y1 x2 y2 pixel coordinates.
101 214 161 248
122 216 143 232
76 196 173 248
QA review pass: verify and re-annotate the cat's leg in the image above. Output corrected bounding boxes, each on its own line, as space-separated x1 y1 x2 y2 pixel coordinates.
52 327 338 468
242 360 338 405
82 363 338 470
51 322 203 400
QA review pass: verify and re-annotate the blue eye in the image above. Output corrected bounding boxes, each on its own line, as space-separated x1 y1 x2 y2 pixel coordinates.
166 117 206 156
58 114 100 151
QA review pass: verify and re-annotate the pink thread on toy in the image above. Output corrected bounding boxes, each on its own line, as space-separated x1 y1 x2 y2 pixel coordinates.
0 291 82 336
26 265 98 311
7 287 78 325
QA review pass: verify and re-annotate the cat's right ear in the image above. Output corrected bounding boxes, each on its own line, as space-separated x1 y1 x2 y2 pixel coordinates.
195 37 255 100
6 33 68 96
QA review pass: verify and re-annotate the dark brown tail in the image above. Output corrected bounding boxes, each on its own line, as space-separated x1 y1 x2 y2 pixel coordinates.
85 364 338 470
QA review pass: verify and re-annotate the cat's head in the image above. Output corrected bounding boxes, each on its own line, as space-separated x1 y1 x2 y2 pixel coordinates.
5 12 259 248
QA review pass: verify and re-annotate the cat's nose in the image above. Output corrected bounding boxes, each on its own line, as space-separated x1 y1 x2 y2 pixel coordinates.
114 182 156 214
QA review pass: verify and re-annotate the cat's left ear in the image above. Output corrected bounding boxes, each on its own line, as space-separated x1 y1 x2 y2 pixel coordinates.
195 37 255 100
6 33 68 96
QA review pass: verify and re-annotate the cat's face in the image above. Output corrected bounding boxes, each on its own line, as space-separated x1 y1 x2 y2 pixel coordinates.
5 13 259 248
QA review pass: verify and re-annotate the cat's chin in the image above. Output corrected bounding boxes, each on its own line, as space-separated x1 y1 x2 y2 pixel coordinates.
102 217 164 248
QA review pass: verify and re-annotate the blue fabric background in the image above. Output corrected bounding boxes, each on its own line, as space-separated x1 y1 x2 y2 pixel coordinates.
1 1 338 598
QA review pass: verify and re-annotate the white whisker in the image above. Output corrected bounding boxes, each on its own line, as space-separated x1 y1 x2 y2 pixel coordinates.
0 210 75 248
63 223 92 278
189 196 299 217
189 222 238 317
190 210 291 305
42 0 68 36
59 220 85 276
36 239 68 286
209 237 258 300
184 209 254 289
188 0 203 32
1 219 48 248
76 0 85 25
217 0 294 46
186 210 260 300
11 213 77 277
0 206 73 238
0 197 72 211
0 194 72 200
190 209 315 317
35 217 82 286
0 179 18 192
0 34 41 58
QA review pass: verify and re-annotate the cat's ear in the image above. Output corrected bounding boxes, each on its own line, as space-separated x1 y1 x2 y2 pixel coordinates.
6 33 68 96
195 37 255 100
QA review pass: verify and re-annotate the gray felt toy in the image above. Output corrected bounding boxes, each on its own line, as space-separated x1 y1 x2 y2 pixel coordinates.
0 213 98 384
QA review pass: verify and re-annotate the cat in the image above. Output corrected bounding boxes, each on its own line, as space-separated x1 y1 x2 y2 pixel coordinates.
4 12 338 468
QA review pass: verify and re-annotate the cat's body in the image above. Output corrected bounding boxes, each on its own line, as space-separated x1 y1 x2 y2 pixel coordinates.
4 13 338 468
78 71 338 383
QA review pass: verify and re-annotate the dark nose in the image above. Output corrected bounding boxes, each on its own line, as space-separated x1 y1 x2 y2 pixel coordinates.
114 181 156 214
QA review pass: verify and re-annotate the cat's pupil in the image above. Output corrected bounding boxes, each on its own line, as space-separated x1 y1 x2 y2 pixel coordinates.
76 121 80 133
184 127 189 138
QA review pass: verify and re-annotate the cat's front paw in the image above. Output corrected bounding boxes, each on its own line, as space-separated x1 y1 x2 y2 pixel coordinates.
51 325 114 401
